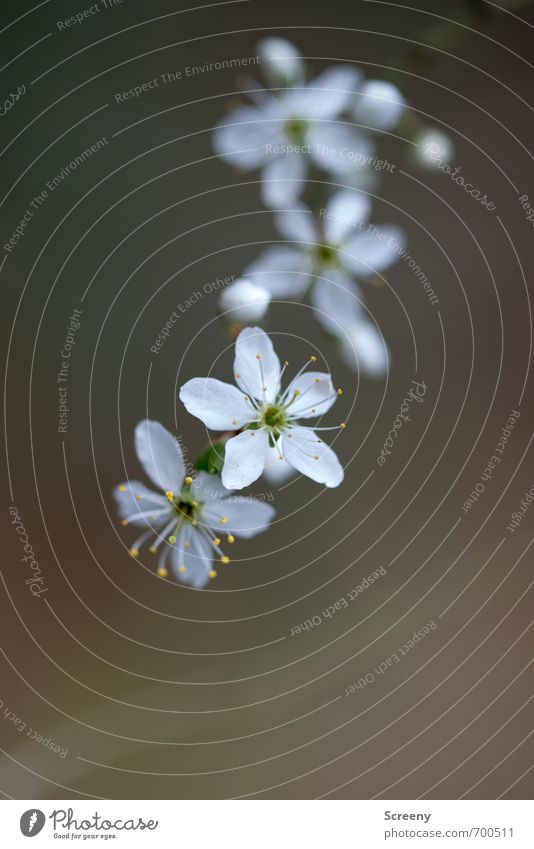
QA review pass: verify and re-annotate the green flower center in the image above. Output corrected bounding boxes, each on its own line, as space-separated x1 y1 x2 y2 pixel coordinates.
260 404 287 430
170 491 202 525
284 118 308 143
315 244 337 265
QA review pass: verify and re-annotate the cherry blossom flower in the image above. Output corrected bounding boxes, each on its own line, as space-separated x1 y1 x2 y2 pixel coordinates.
213 65 372 207
179 327 345 490
243 190 403 374
114 420 275 587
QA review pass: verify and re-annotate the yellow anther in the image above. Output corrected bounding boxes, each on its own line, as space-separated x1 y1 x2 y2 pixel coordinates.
221 555 230 564
255 353 262 359
213 537 221 546
129 547 139 557
293 389 300 397
209 570 218 578
120 519 128 526
219 516 228 525
185 476 193 485
191 519 198 526
149 546 157 554
135 494 142 500
169 535 177 543
283 360 289 366
310 355 317 362
157 567 168 577
337 388 343 395
178 565 186 574
227 534 235 544
118 485 126 492
165 491 174 501
339 422 346 429
314 377 321 383
184 541 190 548
192 500 199 507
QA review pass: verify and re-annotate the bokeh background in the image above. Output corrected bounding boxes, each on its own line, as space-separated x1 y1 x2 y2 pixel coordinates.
2 0 534 799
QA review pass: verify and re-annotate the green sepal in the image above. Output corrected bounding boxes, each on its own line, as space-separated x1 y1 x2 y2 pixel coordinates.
195 441 227 475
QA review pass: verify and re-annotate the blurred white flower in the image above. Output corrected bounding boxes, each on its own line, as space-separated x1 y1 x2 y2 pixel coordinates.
415 128 454 168
214 65 373 208
352 80 405 132
219 277 271 322
243 190 399 375
256 37 305 86
114 420 274 587
180 327 345 490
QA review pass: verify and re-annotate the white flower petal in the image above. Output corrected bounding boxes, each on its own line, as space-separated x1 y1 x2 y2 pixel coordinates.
261 154 307 208
281 426 344 487
300 66 362 118
311 271 363 334
179 378 254 431
190 471 230 502
307 122 374 176
353 80 405 132
213 106 276 168
170 529 212 588
134 420 185 493
113 480 169 526
244 245 312 297
340 319 389 376
342 225 405 277
221 429 269 490
323 189 371 245
204 495 275 538
219 278 271 322
257 37 304 85
274 201 317 243
233 327 281 401
285 371 337 418
263 442 296 484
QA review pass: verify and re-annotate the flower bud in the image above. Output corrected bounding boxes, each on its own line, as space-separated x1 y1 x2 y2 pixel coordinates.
353 80 405 131
415 129 454 168
219 277 271 322
256 37 304 86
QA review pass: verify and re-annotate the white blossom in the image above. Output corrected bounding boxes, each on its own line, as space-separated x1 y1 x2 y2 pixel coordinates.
114 420 274 587
180 327 345 490
243 190 402 374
